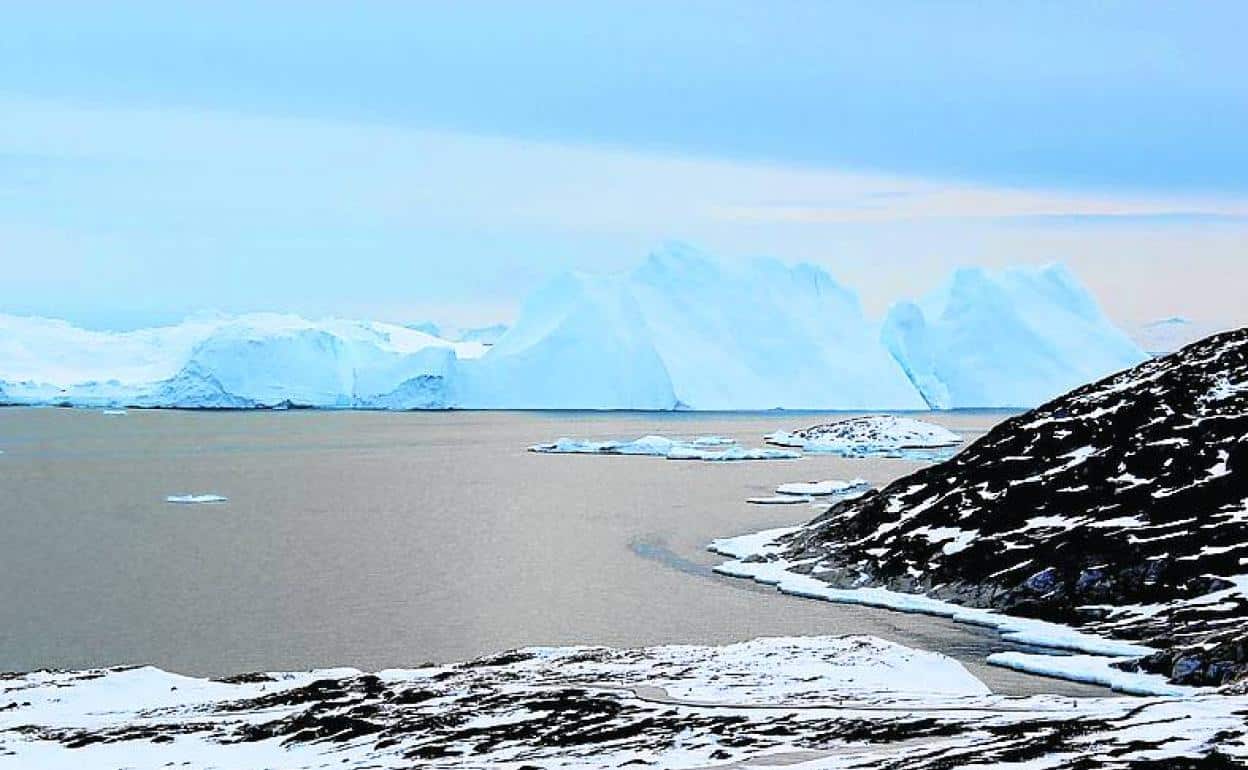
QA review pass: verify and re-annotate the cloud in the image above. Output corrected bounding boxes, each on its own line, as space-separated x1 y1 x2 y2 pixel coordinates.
1 96 1246 329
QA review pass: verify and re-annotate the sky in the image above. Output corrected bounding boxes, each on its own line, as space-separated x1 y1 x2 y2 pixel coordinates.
2 1 1246 330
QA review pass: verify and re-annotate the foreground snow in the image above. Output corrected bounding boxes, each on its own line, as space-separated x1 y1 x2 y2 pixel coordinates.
2 635 1244 770
0 246 1146 411
529 435 800 461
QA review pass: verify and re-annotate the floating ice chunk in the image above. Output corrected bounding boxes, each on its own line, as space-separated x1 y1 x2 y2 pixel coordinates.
166 494 228 504
775 478 871 497
747 495 813 505
101 408 127 415
666 445 800 461
765 415 962 458
530 436 799 461
529 436 673 455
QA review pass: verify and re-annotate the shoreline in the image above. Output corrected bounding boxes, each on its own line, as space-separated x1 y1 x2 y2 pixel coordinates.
708 527 1197 697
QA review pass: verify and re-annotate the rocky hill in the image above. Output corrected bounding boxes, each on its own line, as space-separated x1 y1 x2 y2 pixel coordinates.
775 328 1248 687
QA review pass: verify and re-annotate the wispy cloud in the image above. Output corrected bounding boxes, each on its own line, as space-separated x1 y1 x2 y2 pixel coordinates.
2 96 1247 328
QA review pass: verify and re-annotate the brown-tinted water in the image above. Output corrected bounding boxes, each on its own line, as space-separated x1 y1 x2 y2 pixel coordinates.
0 407 1105 696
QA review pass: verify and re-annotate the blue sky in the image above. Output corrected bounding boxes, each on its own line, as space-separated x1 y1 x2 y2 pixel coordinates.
2 1 1246 329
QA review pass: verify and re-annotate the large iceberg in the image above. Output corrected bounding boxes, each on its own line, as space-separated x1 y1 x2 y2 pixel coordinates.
0 313 486 409
461 243 926 409
0 247 1146 411
881 265 1147 408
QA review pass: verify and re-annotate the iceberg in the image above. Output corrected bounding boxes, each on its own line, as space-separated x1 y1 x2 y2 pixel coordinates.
881 265 1147 408
460 243 927 410
0 248 1146 411
0 313 485 410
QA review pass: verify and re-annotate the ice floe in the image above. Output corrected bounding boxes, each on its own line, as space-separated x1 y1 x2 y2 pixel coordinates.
747 495 815 505
529 435 799 461
775 478 871 497
166 494 228 504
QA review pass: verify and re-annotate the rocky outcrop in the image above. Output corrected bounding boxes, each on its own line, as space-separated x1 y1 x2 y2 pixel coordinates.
777 329 1248 687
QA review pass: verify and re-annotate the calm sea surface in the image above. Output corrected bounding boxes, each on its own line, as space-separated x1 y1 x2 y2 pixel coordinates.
0 407 1106 696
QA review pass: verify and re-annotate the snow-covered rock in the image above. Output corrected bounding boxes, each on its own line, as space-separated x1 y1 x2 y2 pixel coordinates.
882 264 1147 408
748 328 1248 688
2 637 1246 769
765 415 962 457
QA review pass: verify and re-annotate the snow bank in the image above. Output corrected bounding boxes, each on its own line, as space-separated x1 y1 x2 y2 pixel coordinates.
988 651 1199 697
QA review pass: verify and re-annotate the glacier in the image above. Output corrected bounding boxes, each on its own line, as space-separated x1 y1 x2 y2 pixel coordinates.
881 264 1148 409
0 245 1147 411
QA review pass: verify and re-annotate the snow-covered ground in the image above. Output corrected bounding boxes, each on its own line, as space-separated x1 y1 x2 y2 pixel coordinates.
2 635 1244 770
0 246 1148 411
